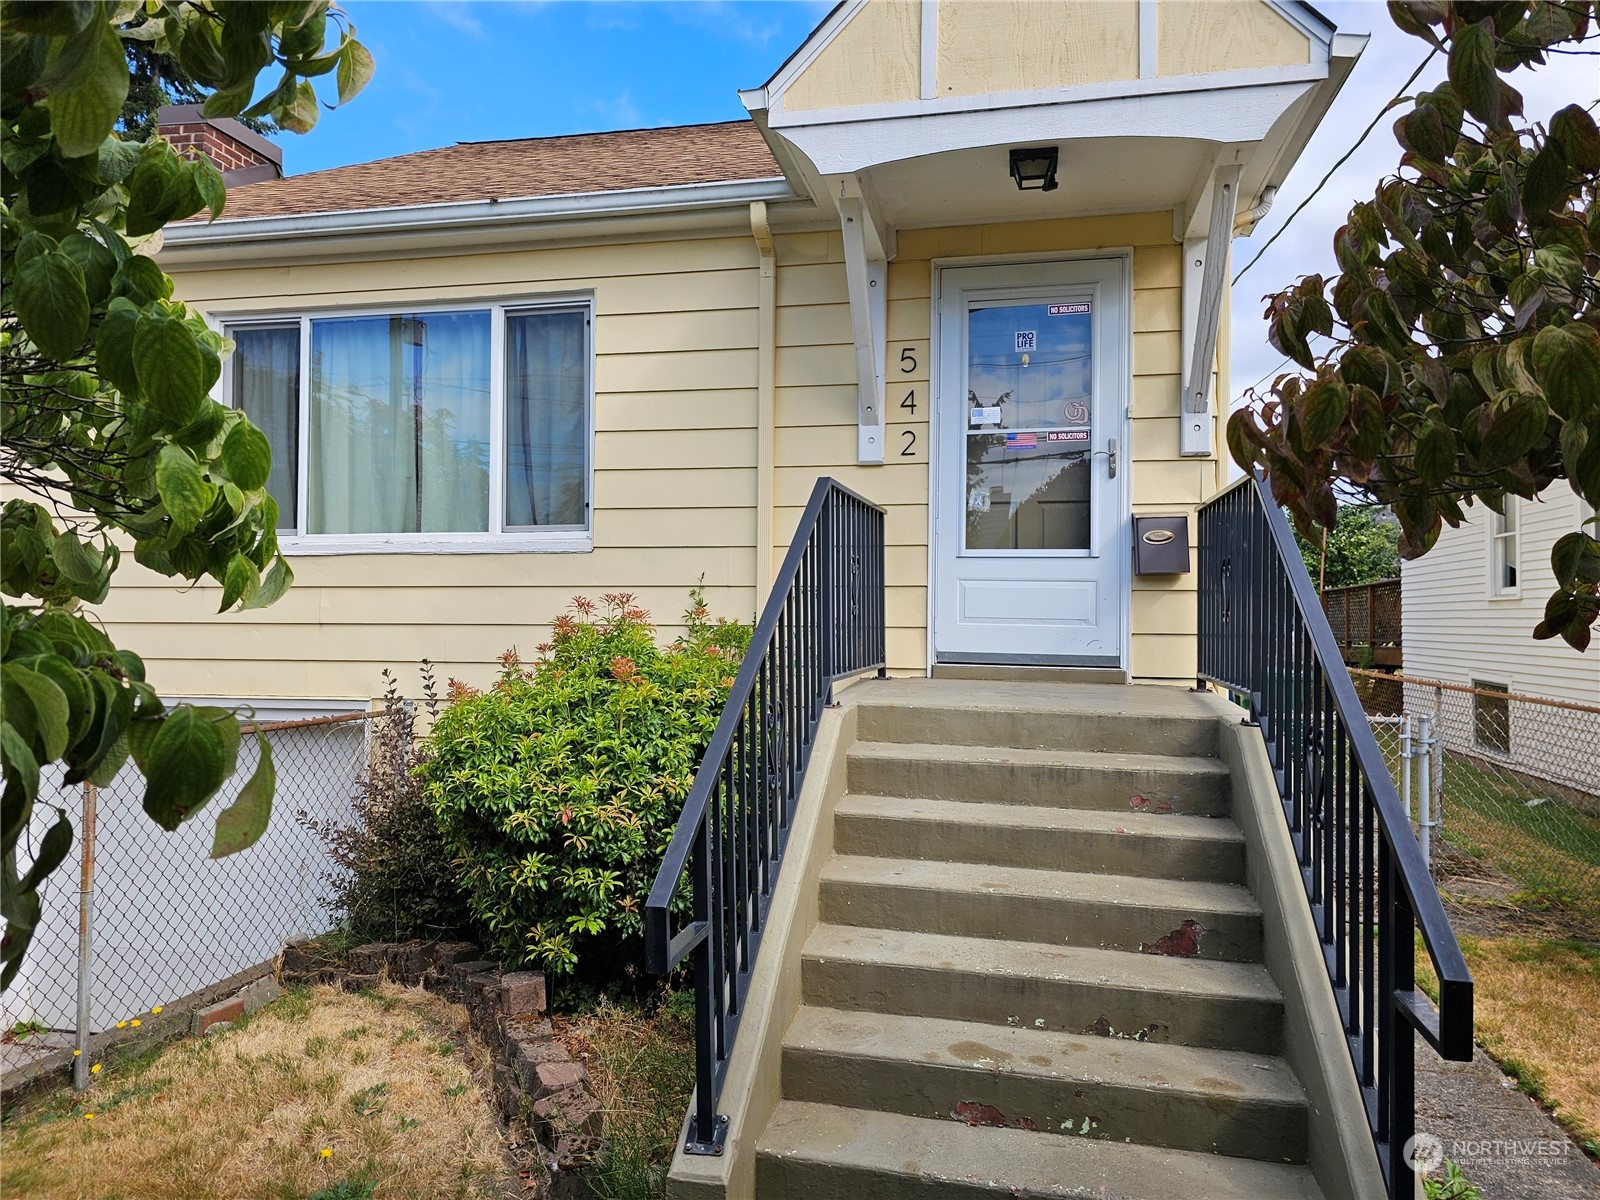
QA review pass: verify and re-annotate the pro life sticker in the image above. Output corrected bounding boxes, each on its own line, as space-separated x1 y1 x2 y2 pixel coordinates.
1014 330 1037 352
1048 302 1091 316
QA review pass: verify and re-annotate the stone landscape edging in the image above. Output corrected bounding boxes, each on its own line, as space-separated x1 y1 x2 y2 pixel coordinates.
279 938 605 1193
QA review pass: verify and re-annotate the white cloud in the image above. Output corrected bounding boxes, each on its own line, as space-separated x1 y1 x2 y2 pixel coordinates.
428 0 486 39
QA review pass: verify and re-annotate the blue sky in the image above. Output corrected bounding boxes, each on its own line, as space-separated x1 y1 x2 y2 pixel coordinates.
288 1 832 174
285 1 1596 402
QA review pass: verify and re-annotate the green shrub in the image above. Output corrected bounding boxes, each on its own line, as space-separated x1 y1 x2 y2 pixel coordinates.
302 667 474 942
423 590 749 987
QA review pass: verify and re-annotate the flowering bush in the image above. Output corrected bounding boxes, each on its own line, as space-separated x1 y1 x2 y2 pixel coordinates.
423 590 749 985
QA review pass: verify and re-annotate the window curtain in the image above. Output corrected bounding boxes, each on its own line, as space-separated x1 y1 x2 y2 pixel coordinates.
307 312 490 534
506 310 586 528
232 326 299 530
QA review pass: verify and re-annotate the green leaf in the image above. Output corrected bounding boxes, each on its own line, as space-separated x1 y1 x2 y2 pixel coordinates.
155 445 213 533
1550 103 1600 173
190 154 226 220
1551 532 1600 587
58 232 116 305
217 553 260 612
1531 323 1600 421
1415 422 1456 488
248 556 294 610
3 664 71 761
115 253 170 305
1481 393 1549 468
210 734 275 858
133 310 206 426
141 707 228 831
10 237 90 360
1300 380 1350 446
1521 140 1567 221
51 529 104 586
336 40 375 105
278 79 320 134
221 421 273 491
1448 19 1501 129
16 814 72 893
43 16 129 157
95 295 141 398
0 723 41 810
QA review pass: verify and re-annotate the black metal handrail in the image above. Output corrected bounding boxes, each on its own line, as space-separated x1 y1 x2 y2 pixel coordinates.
644 477 886 1155
1198 472 1472 1194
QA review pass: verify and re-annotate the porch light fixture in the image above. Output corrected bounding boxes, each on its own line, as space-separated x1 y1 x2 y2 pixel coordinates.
1009 146 1059 192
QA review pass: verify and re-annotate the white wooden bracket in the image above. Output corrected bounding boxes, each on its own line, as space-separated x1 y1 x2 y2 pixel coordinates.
1180 163 1242 458
838 179 891 464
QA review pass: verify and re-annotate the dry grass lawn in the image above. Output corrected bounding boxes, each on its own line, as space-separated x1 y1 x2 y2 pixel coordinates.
1 982 509 1200
1420 934 1600 1151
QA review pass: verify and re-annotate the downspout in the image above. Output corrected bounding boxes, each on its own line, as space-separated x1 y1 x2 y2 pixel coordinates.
750 201 777 596
1233 184 1277 235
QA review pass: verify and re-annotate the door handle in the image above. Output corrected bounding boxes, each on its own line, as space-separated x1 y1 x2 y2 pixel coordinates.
1093 437 1118 478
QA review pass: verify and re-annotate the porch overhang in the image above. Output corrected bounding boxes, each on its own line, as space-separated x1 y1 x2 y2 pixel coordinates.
742 0 1365 464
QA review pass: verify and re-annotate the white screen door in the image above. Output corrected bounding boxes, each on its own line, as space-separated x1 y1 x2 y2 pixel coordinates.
932 259 1128 666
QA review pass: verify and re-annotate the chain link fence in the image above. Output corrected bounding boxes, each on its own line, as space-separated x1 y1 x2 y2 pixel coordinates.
2 711 377 1077
1354 669 1600 936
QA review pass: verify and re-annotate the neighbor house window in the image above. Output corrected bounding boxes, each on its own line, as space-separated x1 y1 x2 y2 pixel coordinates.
1472 680 1511 755
226 302 591 550
1488 500 1518 595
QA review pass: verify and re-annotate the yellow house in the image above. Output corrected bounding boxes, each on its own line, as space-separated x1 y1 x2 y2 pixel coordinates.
109 9 1489 1197
123 0 1364 707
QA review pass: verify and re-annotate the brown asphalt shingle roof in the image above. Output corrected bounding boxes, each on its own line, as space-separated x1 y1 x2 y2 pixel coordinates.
215 120 783 220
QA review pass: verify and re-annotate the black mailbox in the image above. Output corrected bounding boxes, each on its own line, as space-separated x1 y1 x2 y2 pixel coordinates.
1133 515 1190 574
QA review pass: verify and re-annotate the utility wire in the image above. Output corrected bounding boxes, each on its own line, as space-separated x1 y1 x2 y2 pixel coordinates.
1233 49 1439 286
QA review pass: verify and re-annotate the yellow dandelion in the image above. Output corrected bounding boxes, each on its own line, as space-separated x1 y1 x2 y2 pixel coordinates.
90 1063 102 1075
319 1148 333 1159
83 1113 95 1121
130 1019 141 1027
150 1006 163 1014
72 1049 82 1057
115 1021 127 1029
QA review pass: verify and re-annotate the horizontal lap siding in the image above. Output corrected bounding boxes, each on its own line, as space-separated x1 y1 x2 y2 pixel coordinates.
1402 482 1598 704
106 232 765 701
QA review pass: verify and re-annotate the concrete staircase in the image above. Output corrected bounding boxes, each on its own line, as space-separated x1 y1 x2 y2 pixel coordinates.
750 681 1325 1199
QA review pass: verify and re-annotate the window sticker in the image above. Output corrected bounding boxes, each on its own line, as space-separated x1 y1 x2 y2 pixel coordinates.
1048 302 1091 316
1014 330 1037 352
1046 429 1090 442
1063 401 1090 425
971 405 1003 425
1004 432 1037 450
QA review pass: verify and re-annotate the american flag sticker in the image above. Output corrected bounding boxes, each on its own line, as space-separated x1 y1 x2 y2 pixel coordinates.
1004 432 1038 449
1048 302 1091 316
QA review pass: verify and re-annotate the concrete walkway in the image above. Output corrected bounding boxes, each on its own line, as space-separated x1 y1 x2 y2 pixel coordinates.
1414 1043 1600 1199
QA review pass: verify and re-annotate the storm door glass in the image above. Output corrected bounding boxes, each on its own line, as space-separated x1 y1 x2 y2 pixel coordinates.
964 301 1094 551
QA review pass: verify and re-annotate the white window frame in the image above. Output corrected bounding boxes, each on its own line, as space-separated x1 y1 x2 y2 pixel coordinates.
1487 499 1519 598
221 296 594 555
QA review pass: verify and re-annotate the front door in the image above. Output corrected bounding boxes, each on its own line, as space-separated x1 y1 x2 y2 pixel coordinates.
932 259 1128 666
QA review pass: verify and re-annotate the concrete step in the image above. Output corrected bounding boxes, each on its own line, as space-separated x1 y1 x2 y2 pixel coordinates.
801 925 1285 1054
847 742 1231 816
856 694 1218 757
756 1101 1325 1199
782 1007 1308 1161
833 794 1245 882
819 856 1263 962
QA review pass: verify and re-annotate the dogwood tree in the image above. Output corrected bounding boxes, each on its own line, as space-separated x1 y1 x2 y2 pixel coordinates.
1 1 372 986
1229 0 1599 649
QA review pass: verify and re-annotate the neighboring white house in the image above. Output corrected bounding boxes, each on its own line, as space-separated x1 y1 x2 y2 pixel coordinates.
1402 480 1599 707
1401 480 1599 793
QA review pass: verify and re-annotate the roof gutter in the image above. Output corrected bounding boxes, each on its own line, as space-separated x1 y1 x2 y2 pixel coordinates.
162 176 797 250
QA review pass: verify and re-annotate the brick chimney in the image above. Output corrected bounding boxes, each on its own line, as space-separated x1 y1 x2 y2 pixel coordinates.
156 104 283 185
